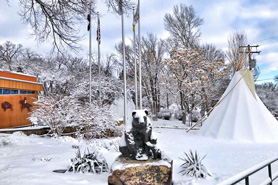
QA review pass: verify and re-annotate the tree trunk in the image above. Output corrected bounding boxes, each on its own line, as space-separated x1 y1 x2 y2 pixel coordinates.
153 101 158 121
166 93 169 109
182 111 187 125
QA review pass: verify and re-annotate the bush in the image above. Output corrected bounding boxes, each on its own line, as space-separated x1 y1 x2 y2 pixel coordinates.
174 110 184 121
68 148 108 174
30 95 119 139
0 136 10 147
158 109 173 120
179 150 211 178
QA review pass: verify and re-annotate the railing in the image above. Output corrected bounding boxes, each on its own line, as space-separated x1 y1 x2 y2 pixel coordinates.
218 155 278 185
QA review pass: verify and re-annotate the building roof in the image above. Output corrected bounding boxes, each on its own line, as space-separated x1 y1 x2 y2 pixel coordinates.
0 71 37 82
0 71 43 91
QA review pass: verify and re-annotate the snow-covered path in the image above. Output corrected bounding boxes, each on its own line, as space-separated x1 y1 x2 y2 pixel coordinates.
1 120 278 185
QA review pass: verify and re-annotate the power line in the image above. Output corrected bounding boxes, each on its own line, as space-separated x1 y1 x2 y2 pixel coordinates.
259 40 278 46
251 35 278 45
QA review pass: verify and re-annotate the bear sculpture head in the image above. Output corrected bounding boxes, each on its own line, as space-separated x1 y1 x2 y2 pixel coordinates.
131 109 150 130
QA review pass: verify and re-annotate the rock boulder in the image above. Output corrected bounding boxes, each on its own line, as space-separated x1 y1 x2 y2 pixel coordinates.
108 155 173 185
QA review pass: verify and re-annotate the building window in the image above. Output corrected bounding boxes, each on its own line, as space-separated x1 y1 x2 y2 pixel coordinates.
0 89 34 95
3 89 10 94
10 90 19 94
20 90 34 94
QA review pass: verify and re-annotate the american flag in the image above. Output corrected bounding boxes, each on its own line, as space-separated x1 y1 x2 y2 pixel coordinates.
96 15 101 44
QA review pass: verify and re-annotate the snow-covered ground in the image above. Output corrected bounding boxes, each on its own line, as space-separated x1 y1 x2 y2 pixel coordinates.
1 119 278 185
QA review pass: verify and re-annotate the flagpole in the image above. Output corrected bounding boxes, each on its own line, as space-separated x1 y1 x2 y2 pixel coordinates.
89 2 92 104
97 12 101 106
121 4 127 125
138 0 142 109
133 7 138 109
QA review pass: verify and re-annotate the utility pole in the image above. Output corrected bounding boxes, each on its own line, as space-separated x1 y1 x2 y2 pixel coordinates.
240 45 261 70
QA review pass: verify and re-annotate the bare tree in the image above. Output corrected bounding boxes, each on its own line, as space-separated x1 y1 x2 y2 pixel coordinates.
115 42 135 78
103 54 118 77
141 33 166 119
200 44 230 114
105 0 133 15
0 41 23 71
2 0 135 53
18 0 93 53
163 47 205 124
226 31 248 72
164 4 204 48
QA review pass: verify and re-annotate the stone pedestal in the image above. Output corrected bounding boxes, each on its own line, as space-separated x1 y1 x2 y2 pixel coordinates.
108 155 173 185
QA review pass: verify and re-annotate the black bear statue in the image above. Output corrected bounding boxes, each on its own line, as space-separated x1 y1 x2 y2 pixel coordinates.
119 109 161 160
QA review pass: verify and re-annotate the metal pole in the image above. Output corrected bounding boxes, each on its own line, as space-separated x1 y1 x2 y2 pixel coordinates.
89 2 92 104
138 0 142 109
97 12 101 106
121 7 127 125
133 7 138 109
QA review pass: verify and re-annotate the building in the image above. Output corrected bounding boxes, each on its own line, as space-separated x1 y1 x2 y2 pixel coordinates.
0 71 43 128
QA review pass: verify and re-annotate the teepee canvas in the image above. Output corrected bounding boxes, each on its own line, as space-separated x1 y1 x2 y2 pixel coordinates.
199 69 278 143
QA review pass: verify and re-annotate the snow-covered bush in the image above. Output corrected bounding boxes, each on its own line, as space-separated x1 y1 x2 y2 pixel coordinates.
0 136 11 146
174 110 184 121
29 95 78 136
76 103 118 139
179 150 211 178
158 109 173 120
30 95 119 138
68 148 108 174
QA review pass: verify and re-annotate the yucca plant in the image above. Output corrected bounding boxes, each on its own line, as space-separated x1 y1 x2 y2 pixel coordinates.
179 150 212 178
68 148 109 174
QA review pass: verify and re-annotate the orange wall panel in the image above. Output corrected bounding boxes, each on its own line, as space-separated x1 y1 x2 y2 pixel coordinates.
0 79 43 91
0 71 37 82
0 95 38 128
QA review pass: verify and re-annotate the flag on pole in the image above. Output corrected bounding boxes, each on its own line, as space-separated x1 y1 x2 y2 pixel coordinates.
132 15 135 32
133 4 139 32
87 14 91 31
96 15 101 44
134 4 139 23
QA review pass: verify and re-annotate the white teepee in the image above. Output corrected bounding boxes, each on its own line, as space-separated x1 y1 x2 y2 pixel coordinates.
199 69 278 143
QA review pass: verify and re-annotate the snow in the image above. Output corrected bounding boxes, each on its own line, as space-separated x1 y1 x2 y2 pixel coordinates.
0 70 37 78
153 118 188 129
199 70 278 143
1 120 278 185
0 76 42 85
111 155 172 171
0 126 49 132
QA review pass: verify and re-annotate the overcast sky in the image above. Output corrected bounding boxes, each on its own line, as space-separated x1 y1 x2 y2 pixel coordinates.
0 0 277 83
